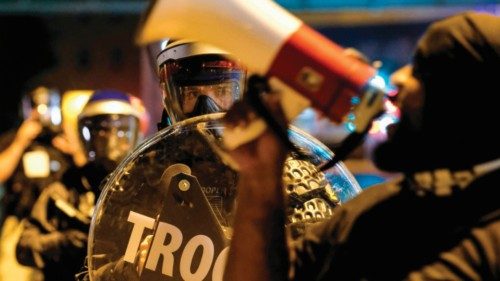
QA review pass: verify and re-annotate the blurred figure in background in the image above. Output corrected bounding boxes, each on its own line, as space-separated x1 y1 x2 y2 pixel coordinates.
16 90 143 281
0 87 73 224
58 90 95 169
0 15 58 281
0 86 74 281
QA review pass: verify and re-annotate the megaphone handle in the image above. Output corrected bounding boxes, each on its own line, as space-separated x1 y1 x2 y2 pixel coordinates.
246 75 307 159
318 129 369 172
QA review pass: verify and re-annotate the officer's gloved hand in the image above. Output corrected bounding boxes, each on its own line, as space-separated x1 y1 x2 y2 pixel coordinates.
92 257 140 281
62 229 88 248
38 231 67 254
33 230 86 262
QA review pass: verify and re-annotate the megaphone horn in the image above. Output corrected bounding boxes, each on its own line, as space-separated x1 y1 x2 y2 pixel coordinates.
137 0 381 123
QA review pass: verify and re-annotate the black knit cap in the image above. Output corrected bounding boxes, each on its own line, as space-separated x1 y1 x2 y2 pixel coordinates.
374 12 500 172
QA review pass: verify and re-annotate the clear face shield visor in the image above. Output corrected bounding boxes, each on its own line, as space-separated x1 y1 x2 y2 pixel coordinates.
79 114 139 172
158 55 246 124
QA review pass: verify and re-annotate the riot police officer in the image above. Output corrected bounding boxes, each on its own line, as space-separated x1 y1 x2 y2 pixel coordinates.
0 86 71 225
155 40 351 232
85 41 360 281
0 86 71 281
16 89 143 281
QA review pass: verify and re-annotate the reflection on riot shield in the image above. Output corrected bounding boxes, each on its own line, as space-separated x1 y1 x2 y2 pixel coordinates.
87 113 360 281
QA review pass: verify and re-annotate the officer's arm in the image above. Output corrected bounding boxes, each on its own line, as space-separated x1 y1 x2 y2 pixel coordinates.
0 117 42 183
16 218 67 268
16 185 88 268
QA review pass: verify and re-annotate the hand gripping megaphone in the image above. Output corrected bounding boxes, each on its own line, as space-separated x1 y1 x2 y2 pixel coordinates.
136 0 386 161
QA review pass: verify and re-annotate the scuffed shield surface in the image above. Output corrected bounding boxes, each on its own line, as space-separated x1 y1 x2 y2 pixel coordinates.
88 113 361 281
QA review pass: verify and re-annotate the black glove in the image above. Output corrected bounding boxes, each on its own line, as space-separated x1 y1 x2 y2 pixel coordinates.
91 259 140 281
62 229 88 249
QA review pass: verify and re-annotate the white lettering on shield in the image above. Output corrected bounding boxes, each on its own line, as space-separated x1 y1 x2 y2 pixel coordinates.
124 210 229 280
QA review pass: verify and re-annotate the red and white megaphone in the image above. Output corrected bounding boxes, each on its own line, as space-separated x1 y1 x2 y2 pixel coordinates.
136 0 385 151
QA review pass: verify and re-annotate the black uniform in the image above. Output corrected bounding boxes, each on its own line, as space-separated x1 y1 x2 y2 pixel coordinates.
0 131 72 224
16 163 108 281
292 169 500 280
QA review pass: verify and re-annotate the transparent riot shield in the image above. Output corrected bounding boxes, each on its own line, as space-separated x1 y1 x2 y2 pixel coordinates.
88 113 361 281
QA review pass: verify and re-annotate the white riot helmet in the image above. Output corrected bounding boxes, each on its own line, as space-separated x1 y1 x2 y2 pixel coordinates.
78 89 141 173
157 40 246 125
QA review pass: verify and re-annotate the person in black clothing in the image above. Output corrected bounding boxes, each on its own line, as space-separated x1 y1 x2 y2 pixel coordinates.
0 89 71 281
0 87 73 225
16 90 143 281
223 11 500 281
0 16 61 281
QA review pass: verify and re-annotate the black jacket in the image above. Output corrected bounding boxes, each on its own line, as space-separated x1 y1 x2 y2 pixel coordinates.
16 164 106 281
0 130 72 222
292 169 500 280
